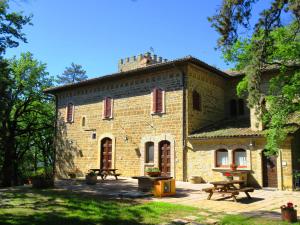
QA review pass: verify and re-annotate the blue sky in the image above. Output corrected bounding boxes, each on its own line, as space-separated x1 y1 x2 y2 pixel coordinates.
6 0 270 79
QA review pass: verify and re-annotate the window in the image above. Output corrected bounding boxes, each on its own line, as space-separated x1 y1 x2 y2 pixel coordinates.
216 149 229 167
82 117 86 127
233 149 247 168
192 91 202 111
145 142 154 163
238 99 244 115
152 88 164 114
103 97 113 119
92 132 96 139
230 99 237 117
66 103 74 122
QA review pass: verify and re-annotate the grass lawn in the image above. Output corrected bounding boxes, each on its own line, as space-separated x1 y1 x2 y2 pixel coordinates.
219 214 300 225
0 187 198 225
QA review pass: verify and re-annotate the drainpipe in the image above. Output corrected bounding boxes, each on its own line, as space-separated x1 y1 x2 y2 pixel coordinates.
53 94 58 178
172 63 187 181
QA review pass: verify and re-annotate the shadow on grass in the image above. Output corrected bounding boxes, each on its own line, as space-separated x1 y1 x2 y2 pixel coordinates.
0 188 155 225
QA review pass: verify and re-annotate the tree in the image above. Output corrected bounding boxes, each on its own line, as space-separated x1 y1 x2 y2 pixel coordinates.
56 62 87 84
0 0 32 56
0 52 54 186
209 0 300 155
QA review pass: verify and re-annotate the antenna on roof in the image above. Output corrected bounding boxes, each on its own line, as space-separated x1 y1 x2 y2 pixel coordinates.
149 47 155 54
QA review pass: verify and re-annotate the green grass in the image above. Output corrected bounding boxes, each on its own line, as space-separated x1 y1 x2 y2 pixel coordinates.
220 214 300 225
0 187 197 225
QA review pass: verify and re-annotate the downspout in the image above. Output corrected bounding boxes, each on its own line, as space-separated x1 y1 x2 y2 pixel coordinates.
172 63 187 181
182 69 187 181
53 94 58 178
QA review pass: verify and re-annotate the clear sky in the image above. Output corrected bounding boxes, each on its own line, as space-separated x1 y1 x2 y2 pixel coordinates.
5 0 269 79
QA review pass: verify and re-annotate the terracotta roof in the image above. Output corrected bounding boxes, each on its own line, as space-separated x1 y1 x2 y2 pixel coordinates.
188 118 299 139
44 56 231 94
188 118 263 139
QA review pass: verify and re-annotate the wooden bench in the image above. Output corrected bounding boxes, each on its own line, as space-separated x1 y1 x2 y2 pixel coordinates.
203 187 240 202
238 187 254 199
100 171 121 180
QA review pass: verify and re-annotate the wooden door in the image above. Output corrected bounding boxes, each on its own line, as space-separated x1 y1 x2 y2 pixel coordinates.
101 138 112 169
262 153 278 188
159 141 171 177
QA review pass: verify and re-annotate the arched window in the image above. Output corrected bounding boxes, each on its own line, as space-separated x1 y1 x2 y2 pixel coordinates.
216 149 229 167
238 99 245 115
82 116 86 127
233 149 247 168
192 91 202 111
230 99 237 117
145 142 154 163
66 103 74 122
152 88 164 113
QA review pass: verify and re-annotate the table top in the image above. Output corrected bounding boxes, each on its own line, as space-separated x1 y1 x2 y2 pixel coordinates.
132 176 173 181
210 180 244 185
90 168 118 171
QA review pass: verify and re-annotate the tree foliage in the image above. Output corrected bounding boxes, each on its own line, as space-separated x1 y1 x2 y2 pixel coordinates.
0 0 32 55
209 0 300 155
0 52 55 186
57 62 87 85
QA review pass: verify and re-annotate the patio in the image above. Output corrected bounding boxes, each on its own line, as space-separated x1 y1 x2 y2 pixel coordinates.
55 177 300 220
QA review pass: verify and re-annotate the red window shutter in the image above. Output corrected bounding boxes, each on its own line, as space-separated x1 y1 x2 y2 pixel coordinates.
156 89 163 113
67 103 73 122
152 88 157 112
104 97 112 118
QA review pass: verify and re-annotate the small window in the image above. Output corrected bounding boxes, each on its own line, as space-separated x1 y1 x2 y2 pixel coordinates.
145 142 154 163
67 103 74 122
230 99 237 117
103 97 113 119
192 91 202 111
238 99 244 115
152 88 164 114
82 117 86 127
91 132 96 139
233 149 247 168
216 149 229 167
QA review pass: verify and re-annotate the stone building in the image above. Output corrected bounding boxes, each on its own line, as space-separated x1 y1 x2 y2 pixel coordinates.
45 53 300 190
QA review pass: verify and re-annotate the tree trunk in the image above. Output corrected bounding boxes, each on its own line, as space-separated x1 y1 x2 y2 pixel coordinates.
2 136 16 187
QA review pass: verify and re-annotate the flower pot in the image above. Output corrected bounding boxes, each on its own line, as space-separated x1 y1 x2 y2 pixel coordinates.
281 208 297 223
86 175 97 185
146 172 161 177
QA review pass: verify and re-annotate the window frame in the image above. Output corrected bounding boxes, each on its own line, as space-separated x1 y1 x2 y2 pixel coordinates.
151 87 165 114
66 102 74 123
102 97 113 119
233 149 247 168
192 90 202 111
215 149 229 168
145 142 154 164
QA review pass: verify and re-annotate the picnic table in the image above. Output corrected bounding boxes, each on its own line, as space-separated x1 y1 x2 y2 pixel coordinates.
90 168 121 180
203 180 254 202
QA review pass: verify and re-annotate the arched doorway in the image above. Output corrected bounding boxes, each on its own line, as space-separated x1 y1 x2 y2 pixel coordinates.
100 138 112 169
262 151 278 188
159 140 171 177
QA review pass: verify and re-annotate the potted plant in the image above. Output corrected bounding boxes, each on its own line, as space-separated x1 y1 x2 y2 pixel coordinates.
86 170 97 185
32 168 54 189
230 163 237 171
281 202 297 223
145 167 161 177
223 172 233 181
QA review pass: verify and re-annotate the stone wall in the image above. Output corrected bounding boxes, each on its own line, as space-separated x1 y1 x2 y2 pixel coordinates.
186 64 227 134
55 68 186 180
186 137 294 190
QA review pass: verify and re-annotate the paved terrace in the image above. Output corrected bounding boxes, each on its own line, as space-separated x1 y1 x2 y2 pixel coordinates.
55 177 300 219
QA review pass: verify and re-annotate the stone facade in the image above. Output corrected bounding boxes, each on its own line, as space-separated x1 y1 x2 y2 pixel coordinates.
48 55 299 190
